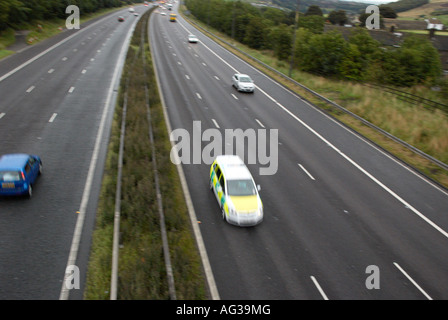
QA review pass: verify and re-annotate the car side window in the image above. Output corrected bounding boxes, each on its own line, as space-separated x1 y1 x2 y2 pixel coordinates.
28 157 35 166
215 166 222 180
25 164 31 174
219 175 225 194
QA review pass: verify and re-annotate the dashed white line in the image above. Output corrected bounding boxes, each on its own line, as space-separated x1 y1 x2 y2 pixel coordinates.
310 276 329 300
255 119 265 128
298 164 315 181
68 86 75 93
212 119 220 129
48 68 55 74
393 262 433 300
26 86 35 93
0 113 5 119
214 76 220 81
202 62 207 66
48 113 57 123
185 75 190 80
196 92 202 100
62 57 68 61
231 93 238 100
82 69 87 74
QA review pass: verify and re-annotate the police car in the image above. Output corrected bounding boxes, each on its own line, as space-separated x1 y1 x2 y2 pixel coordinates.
209 155 263 226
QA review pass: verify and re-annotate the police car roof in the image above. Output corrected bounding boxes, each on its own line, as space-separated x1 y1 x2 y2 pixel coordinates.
215 155 253 180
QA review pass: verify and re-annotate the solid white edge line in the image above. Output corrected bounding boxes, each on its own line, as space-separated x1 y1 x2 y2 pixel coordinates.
298 164 315 181
310 276 329 300
58 12 137 301
393 262 433 300
255 119 265 128
150 13 220 300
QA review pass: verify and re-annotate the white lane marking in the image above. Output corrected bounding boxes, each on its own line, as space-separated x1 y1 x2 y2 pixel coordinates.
68 86 75 93
177 61 182 65
90 58 95 61
310 276 329 300
62 57 68 61
48 69 55 74
26 86 35 93
202 62 207 66
48 113 57 123
0 113 5 119
196 92 202 100
212 119 220 129
298 164 315 181
82 69 87 74
59 13 137 300
231 93 238 100
255 119 265 128
393 262 432 300
214 76 220 81
0 12 117 83
185 25 448 239
185 74 190 80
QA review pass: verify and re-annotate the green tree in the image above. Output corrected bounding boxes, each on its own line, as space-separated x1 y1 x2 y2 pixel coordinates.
298 15 324 34
328 10 348 26
305 5 323 17
267 23 292 61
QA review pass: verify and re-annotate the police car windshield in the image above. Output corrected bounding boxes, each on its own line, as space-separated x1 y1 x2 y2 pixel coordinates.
227 179 256 196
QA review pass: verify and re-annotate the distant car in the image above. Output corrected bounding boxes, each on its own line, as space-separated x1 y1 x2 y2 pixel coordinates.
118 16 124 22
0 153 42 198
209 155 263 227
232 73 255 93
188 34 198 43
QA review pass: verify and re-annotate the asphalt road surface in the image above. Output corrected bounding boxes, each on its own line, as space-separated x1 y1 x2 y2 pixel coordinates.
149 4 448 300
0 5 148 299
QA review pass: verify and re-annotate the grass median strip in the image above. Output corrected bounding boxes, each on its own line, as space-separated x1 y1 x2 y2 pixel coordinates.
84 9 207 300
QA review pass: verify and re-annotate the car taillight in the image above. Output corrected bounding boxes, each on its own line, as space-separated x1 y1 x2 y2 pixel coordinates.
21 172 25 180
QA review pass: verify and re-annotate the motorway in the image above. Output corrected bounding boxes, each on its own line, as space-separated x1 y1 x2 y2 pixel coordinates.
0 6 148 299
149 4 448 299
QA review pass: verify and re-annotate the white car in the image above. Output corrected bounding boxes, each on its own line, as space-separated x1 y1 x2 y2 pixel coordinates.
188 34 198 43
210 155 263 227
232 73 255 93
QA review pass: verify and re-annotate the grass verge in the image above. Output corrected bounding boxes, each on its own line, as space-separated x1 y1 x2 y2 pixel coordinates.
84 8 207 299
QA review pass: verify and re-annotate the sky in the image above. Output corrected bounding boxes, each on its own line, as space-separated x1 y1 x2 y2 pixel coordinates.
340 0 399 4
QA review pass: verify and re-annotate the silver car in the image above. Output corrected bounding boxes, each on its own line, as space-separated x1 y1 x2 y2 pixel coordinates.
188 34 198 43
232 73 255 93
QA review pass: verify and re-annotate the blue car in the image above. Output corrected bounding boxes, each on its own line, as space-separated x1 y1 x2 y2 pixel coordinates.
0 153 42 198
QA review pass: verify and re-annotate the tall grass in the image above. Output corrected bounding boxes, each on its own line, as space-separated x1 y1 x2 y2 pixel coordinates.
84 9 207 300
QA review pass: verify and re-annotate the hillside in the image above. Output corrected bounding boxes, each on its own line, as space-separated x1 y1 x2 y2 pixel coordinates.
271 0 368 14
397 0 448 24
